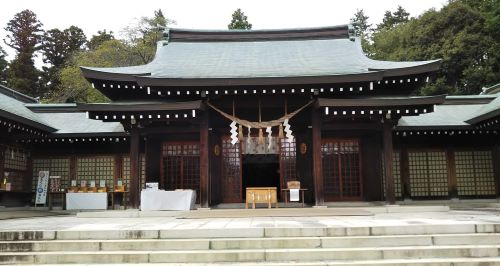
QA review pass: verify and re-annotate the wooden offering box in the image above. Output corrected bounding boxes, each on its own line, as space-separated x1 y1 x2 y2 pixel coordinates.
245 187 278 209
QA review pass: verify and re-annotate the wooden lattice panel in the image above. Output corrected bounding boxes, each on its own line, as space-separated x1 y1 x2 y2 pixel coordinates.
31 158 70 202
322 139 362 201
279 139 297 186
121 155 145 204
221 139 241 202
4 147 27 171
408 151 448 197
161 143 200 198
76 156 114 189
455 151 496 196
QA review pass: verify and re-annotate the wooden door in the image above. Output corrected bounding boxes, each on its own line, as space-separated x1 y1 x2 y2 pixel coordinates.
161 142 200 198
221 138 242 203
322 139 362 201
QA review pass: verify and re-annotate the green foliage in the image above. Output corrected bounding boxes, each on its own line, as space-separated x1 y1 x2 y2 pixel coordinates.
377 6 410 30
50 39 144 103
122 9 175 64
0 46 7 86
88 30 114 51
3 9 43 97
350 9 371 36
228 8 252 30
369 1 499 95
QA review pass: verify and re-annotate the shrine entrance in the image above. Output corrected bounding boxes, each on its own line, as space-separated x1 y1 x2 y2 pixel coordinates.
242 154 280 200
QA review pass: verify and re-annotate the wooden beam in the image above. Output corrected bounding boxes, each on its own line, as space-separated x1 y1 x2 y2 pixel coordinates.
311 101 324 206
383 121 395 204
129 127 141 208
199 109 209 208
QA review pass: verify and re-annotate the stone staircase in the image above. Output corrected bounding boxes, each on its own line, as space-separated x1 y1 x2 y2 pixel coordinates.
1 223 500 265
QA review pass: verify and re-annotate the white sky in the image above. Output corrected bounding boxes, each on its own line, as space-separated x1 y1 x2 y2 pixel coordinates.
1 0 448 63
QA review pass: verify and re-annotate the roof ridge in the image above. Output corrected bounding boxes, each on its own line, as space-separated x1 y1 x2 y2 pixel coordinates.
0 85 38 103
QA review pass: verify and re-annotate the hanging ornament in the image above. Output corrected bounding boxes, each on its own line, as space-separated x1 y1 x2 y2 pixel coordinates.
230 121 238 145
238 124 244 141
258 128 265 145
284 119 294 143
247 126 252 151
266 127 273 150
278 124 284 139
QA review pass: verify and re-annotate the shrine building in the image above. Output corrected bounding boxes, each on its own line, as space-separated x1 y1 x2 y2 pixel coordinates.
0 25 499 208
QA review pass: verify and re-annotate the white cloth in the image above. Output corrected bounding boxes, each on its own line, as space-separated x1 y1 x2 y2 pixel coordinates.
140 190 196 211
66 192 107 210
289 189 300 202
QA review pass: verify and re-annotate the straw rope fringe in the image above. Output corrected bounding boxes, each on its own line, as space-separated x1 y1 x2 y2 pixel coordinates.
206 100 314 129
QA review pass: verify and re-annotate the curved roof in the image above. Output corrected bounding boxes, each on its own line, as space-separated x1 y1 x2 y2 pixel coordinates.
81 25 440 87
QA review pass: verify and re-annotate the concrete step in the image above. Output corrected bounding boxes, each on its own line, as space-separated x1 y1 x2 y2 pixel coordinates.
3 234 500 252
1 245 499 264
2 224 499 241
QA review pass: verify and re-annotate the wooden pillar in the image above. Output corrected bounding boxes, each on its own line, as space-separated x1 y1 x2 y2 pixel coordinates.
0 145 5 189
199 110 209 208
446 148 458 198
311 102 324 206
493 143 500 197
383 121 395 204
129 127 141 209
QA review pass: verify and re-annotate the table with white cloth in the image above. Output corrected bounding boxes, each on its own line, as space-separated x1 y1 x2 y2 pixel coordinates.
66 192 107 210
140 189 196 211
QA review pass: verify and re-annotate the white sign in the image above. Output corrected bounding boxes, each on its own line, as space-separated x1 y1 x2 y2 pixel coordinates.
145 182 159 190
35 171 50 204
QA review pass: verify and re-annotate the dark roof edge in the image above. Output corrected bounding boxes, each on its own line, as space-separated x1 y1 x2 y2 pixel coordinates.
466 109 500 124
48 132 127 138
369 60 441 77
26 103 80 113
0 109 56 132
77 100 203 112
318 95 446 107
168 25 351 42
394 125 473 131
0 85 38 103
135 72 384 87
80 67 150 82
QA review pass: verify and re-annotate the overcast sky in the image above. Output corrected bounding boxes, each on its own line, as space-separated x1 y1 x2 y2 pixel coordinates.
1 0 448 62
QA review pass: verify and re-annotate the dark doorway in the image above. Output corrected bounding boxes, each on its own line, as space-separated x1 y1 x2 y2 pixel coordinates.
242 154 280 200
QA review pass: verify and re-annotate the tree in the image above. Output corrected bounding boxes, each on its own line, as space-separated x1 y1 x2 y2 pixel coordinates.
122 9 175 64
0 46 8 86
3 9 43 96
41 26 87 93
370 1 498 95
228 8 252 30
350 9 372 55
377 6 410 30
88 30 114 51
51 39 144 103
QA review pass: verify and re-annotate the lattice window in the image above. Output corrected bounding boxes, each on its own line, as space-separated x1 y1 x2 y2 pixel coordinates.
121 154 145 204
456 151 496 196
382 151 403 199
76 156 114 189
222 139 241 202
31 158 70 202
408 151 448 197
322 139 362 200
162 143 200 198
280 139 297 186
4 147 27 171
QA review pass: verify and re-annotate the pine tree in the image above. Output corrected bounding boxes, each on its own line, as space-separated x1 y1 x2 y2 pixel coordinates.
0 46 8 86
88 30 115 51
3 9 43 96
377 6 410 30
350 9 371 36
228 8 252 30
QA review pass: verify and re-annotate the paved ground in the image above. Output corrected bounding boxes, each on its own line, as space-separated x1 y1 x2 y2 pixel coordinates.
0 208 499 231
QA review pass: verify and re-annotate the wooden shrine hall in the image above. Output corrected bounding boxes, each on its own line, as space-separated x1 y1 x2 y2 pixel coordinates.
0 25 499 209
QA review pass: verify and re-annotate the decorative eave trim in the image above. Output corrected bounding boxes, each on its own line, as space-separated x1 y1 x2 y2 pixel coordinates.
318 95 446 107
368 60 441 77
0 109 56 132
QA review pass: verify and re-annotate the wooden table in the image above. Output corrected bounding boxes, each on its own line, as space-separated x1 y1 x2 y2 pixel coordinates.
281 188 308 207
245 187 278 209
48 192 66 210
110 191 128 210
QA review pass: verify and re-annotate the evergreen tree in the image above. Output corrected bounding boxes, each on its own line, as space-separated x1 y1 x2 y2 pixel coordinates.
3 9 43 96
0 46 8 86
228 8 252 30
377 6 410 30
88 30 115 51
350 9 371 36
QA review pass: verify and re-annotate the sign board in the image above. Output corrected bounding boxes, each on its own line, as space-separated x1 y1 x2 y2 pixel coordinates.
145 182 159 190
35 171 50 205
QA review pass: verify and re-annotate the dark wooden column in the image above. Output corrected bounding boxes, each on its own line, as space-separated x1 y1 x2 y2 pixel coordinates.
383 121 395 204
311 101 324 206
199 109 209 208
400 147 411 199
446 148 458 198
0 145 5 187
493 143 500 197
129 127 141 209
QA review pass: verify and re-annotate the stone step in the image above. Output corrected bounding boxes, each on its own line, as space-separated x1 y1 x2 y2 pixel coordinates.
2 234 500 252
2 224 499 241
1 245 499 264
